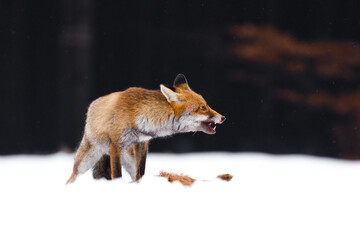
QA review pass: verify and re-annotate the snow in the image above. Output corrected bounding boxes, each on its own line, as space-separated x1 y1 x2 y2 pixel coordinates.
1 152 360 240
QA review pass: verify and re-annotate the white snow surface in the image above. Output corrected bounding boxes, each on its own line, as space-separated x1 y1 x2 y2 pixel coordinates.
1 152 360 240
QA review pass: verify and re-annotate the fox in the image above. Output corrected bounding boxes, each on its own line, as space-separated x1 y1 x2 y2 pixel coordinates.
66 74 225 183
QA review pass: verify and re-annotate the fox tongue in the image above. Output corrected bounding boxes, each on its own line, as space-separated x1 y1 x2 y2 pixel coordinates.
208 122 216 132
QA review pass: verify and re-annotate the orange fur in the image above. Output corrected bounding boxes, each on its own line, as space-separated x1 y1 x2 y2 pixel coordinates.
159 172 196 186
158 171 233 186
217 174 233 181
110 142 121 179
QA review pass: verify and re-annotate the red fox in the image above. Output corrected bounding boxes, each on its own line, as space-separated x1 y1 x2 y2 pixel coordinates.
66 74 225 183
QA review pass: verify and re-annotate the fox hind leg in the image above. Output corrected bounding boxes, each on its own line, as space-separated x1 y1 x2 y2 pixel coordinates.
66 138 108 184
66 138 92 184
92 155 112 180
136 141 148 181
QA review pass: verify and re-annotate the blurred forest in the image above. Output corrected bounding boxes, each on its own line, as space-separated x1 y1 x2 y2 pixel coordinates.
1 0 360 159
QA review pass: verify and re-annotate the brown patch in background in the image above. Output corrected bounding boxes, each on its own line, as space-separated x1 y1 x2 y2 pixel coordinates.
230 24 360 159
277 89 360 159
231 24 360 79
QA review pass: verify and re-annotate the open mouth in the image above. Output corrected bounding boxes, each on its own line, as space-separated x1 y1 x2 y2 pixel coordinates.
202 121 217 134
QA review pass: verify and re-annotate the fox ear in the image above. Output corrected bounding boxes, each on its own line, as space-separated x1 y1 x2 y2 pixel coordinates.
160 84 185 103
173 74 190 90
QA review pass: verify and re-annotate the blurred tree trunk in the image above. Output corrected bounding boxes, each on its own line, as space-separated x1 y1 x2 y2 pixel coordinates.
58 0 94 151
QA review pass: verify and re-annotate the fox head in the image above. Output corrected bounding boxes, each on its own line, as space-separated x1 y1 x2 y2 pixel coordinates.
160 74 226 134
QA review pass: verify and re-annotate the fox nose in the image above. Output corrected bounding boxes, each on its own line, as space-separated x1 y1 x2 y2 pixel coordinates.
221 116 226 123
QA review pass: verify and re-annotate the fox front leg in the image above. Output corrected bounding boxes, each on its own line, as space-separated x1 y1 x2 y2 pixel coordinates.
110 142 122 179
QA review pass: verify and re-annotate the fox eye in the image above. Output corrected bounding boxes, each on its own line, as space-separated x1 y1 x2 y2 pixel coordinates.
199 106 207 111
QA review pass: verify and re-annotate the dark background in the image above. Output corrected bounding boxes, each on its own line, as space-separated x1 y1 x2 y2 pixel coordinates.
1 0 360 159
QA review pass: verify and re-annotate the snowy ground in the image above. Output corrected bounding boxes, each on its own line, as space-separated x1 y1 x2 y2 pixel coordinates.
0 152 360 240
